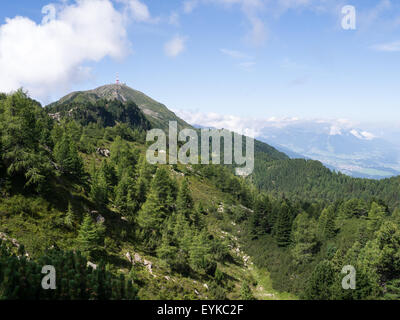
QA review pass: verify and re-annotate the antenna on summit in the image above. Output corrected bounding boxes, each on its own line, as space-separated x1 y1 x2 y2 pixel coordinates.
116 73 120 85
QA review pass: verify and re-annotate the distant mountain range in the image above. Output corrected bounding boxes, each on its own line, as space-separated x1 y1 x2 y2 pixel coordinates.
181 113 400 179
258 121 400 179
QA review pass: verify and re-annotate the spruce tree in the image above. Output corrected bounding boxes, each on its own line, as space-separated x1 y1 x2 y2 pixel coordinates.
64 201 75 228
137 167 177 249
251 194 272 236
240 281 255 300
89 162 109 208
177 178 194 220
77 214 103 258
137 190 165 250
54 133 84 177
367 202 387 233
318 206 336 239
274 201 293 247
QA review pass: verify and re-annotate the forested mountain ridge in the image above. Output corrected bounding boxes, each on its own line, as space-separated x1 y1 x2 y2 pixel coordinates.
252 158 400 209
1 87 400 300
46 84 289 163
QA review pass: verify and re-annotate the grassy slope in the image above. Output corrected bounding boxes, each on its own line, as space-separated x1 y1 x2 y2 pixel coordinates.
0 139 292 300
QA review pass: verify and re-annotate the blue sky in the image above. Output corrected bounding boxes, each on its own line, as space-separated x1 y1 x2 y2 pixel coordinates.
1 0 400 125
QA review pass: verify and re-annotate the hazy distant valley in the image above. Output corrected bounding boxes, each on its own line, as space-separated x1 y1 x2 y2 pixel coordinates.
257 121 400 179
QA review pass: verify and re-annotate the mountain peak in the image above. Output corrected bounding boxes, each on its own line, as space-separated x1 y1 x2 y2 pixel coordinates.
47 83 191 130
87 83 134 103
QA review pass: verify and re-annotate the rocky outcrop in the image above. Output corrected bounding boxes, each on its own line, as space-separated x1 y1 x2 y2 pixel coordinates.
49 112 62 122
125 252 155 276
0 232 29 258
96 148 111 157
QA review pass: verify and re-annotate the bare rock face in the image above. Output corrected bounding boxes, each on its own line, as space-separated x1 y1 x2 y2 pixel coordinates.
49 113 61 122
133 253 141 264
125 252 132 263
96 148 111 157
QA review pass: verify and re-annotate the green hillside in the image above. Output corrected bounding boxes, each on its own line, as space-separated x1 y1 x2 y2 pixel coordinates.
1 88 400 301
253 158 400 209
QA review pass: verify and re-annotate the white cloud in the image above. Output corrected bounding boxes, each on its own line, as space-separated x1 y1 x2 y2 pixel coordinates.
175 110 261 137
169 12 180 26
244 12 268 46
125 0 151 22
175 109 306 137
183 0 199 13
175 109 364 139
0 0 141 100
371 41 400 52
220 48 251 59
164 35 187 57
117 0 159 23
220 48 255 69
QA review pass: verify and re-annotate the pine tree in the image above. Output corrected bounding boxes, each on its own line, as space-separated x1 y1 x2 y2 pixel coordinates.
77 214 103 258
304 260 335 300
150 167 177 210
176 178 194 220
384 279 400 300
251 194 272 236
137 191 165 250
0 90 54 191
137 167 178 249
240 281 255 300
367 202 387 233
135 175 148 206
54 133 84 177
89 162 109 208
318 206 336 239
189 229 215 275
274 201 293 247
64 201 75 228
392 208 400 225
291 212 319 265
114 170 138 221
99 160 118 190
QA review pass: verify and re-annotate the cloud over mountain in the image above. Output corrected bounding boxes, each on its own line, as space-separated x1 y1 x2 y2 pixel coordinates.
164 35 187 57
0 0 152 100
